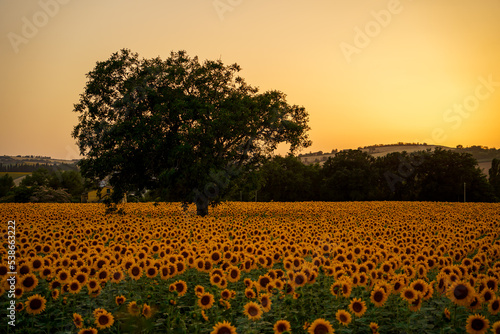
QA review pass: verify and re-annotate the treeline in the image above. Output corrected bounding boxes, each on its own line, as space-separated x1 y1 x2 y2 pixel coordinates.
0 162 78 173
1 148 499 203
232 148 499 203
0 168 85 203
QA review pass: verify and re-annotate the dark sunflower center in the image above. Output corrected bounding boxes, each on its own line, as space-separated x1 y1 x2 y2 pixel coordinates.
176 283 184 292
471 318 485 330
295 276 304 285
352 302 362 312
98 315 109 325
277 323 287 332
260 278 270 287
70 283 79 290
132 267 140 276
113 273 121 280
201 296 211 305
453 284 468 300
314 324 328 334
492 300 499 311
340 314 348 322
248 307 258 316
374 291 384 302
30 299 42 310
230 270 238 278
148 269 156 275
217 327 232 334
23 277 35 288
261 298 268 307
413 283 424 292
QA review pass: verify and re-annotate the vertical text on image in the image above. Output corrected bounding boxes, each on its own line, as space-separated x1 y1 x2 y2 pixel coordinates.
7 220 16 327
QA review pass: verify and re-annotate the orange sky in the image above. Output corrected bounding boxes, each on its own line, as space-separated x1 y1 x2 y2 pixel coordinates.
1 0 499 159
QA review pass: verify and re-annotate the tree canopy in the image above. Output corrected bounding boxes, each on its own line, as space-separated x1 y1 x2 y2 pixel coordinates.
72 49 311 215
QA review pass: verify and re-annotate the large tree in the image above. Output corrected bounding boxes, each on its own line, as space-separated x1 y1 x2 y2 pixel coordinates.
72 49 311 215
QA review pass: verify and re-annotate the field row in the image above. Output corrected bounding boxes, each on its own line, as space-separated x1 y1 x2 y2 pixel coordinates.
1 202 500 333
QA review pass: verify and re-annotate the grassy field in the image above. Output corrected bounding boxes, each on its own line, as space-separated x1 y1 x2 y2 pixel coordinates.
1 202 500 334
0 172 31 180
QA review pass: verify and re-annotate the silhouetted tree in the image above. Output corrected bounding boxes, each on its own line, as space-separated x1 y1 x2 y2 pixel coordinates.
490 158 500 201
72 49 311 215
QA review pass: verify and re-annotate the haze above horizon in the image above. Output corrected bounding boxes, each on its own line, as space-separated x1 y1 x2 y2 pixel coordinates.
1 0 499 160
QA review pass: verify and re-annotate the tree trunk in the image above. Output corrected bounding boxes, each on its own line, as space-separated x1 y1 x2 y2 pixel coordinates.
196 200 209 216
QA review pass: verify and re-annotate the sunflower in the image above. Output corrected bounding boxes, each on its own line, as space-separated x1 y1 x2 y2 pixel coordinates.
221 289 232 300
273 319 291 334
401 287 418 303
341 281 353 298
20 274 38 293
448 281 475 307
307 318 334 334
492 321 500 334
25 294 47 315
258 274 273 290
87 278 99 291
468 294 482 311
78 328 98 334
488 297 500 315
57 269 71 283
51 289 60 300
195 285 205 297
259 293 272 312
68 280 82 294
369 322 379 333
210 320 237 334
444 308 451 320
465 314 489 334
170 280 188 297
115 295 126 306
243 301 263 321
480 288 495 304
408 294 423 312
142 303 152 319
94 309 114 330
370 287 388 307
74 271 88 285
128 265 143 280
334 308 352 326
127 301 141 316
330 282 342 298
245 288 256 299
111 271 124 283
198 292 215 310
144 266 157 279
410 279 428 296
349 298 367 317
227 266 241 283
73 313 84 328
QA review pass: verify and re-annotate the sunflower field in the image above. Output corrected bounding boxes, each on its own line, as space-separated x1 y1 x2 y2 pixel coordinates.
1 202 500 334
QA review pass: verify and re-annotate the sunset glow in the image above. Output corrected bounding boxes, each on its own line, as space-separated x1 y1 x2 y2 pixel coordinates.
1 0 499 159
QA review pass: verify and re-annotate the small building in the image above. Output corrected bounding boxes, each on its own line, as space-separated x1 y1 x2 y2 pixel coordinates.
81 186 127 203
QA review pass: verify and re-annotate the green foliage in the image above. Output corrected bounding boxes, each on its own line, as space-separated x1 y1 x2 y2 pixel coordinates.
0 174 14 197
490 158 500 201
72 49 311 215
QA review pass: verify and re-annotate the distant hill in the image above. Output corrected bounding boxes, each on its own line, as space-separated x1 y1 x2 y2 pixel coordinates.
0 155 79 173
298 144 500 175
